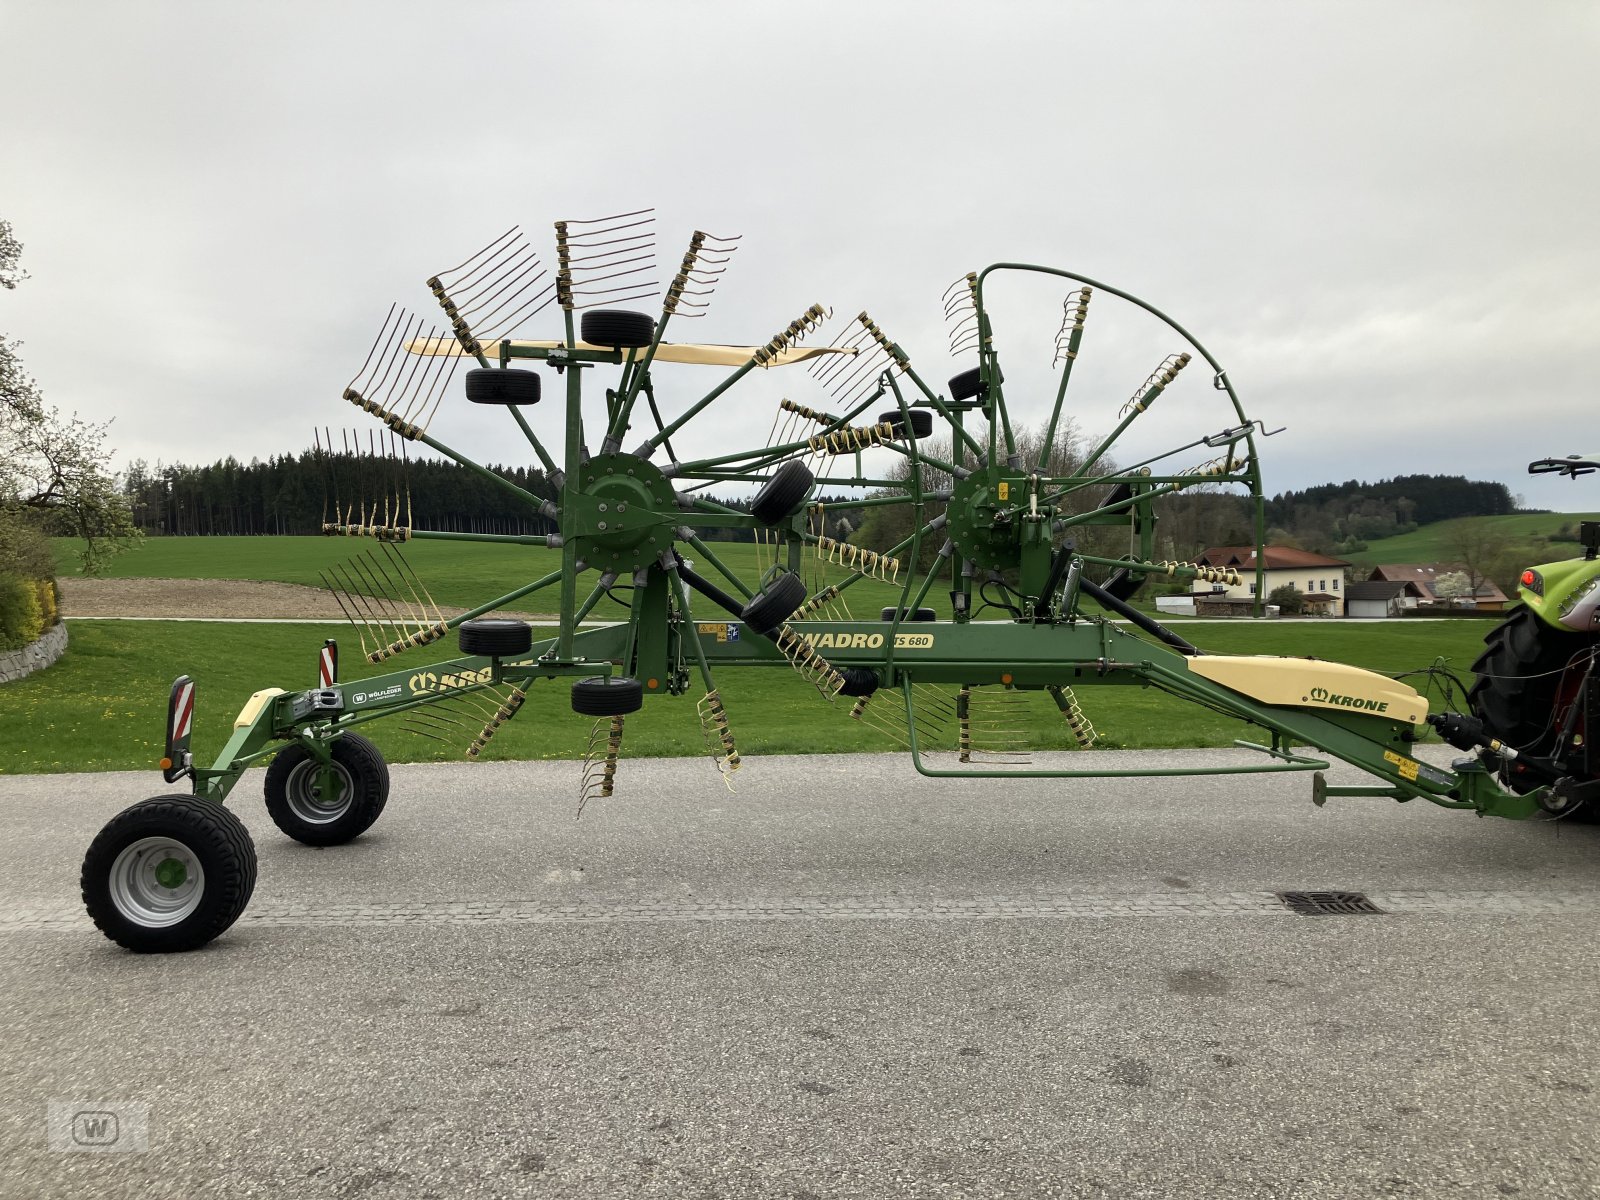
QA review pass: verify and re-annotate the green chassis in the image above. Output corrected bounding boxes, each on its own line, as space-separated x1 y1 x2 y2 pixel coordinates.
181 610 1538 822
163 257 1546 822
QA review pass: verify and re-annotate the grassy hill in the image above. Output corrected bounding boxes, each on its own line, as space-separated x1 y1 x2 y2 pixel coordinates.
1352 512 1600 566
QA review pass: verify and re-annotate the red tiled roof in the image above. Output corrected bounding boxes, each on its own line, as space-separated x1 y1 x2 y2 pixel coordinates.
1369 564 1509 604
1200 545 1351 570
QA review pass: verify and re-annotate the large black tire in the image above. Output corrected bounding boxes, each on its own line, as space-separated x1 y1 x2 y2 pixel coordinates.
82 795 258 953
878 409 934 439
1469 606 1598 798
459 618 533 657
264 733 390 846
741 572 808 635
950 366 1000 401
465 368 541 406
750 460 814 525
837 667 880 697
880 607 937 622
581 309 655 349
1103 482 1142 532
572 676 644 716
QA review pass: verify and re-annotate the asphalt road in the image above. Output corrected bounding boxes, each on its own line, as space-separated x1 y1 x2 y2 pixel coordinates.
2 748 1598 1199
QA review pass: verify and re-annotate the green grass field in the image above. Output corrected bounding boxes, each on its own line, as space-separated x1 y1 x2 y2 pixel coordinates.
52 536 957 618
0 618 1496 775
1357 512 1600 563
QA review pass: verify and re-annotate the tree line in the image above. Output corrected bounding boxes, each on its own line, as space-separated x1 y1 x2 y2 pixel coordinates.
120 452 866 544
1264 474 1518 554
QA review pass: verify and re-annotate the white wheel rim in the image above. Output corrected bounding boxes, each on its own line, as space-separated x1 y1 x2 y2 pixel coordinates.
109 837 205 928
284 759 354 825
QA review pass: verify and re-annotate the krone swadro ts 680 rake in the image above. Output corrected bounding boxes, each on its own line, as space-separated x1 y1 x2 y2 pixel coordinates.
79 211 1553 952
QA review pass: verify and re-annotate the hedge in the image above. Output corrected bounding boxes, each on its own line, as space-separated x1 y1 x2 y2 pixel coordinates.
0 574 56 651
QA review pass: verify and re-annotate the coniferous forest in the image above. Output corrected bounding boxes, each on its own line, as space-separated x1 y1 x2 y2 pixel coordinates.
118 450 1525 557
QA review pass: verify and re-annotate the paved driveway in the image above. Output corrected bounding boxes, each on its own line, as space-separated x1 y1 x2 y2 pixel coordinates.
2 749 1597 1198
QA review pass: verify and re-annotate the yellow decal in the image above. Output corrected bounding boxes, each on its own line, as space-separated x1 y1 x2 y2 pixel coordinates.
892 632 935 649
1383 749 1420 781
696 622 740 643
997 482 1010 501
409 665 494 695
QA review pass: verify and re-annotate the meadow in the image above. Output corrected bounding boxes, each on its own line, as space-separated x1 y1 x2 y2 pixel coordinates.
52 535 958 618
0 615 1494 775
1355 511 1600 564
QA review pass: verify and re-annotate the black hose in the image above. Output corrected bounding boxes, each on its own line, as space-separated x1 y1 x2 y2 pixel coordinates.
1079 577 1201 656
673 556 745 619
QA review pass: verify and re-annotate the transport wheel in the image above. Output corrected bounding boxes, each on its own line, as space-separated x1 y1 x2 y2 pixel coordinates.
264 733 390 846
465 367 541 406
571 676 645 716
948 366 999 401
750 460 814 525
878 409 934 439
1469 606 1599 803
82 795 257 953
740 571 808 635
459 618 533 657
581 309 655 349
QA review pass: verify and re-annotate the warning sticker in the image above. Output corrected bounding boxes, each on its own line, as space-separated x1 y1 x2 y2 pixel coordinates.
997 482 1010 501
696 622 740 643
1383 749 1420 782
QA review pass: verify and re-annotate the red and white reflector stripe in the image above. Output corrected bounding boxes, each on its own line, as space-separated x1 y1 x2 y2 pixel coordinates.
319 645 336 688
172 680 195 742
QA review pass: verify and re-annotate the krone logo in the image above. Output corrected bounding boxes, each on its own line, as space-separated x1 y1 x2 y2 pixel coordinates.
1309 686 1329 702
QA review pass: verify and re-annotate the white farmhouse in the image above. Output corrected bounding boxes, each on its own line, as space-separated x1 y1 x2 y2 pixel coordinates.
1192 545 1351 617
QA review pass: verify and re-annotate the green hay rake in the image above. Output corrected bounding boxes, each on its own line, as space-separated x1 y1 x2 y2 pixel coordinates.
80 210 1551 952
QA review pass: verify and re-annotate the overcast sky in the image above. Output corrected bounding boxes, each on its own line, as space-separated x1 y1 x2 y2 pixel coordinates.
6 1 1600 515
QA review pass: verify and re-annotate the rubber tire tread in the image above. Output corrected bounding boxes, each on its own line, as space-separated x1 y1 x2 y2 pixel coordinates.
750 460 814 525
837 667 880 697
1469 606 1598 803
1101 566 1145 602
264 733 390 846
949 367 986 401
459 618 533 657
880 607 937 622
465 368 541 406
581 309 655 349
81 795 258 953
571 676 645 716
878 409 934 439
742 572 808 635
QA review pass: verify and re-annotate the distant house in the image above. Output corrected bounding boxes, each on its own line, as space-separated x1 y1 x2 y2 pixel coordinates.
1344 580 1409 619
1193 545 1351 617
1366 565 1510 612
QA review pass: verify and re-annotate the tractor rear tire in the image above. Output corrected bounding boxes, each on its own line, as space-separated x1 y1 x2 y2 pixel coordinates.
1469 606 1598 802
741 572 808 635
581 309 655 349
571 676 644 716
459 618 533 658
82 795 258 952
264 733 390 846
750 460 814 525
465 368 541 406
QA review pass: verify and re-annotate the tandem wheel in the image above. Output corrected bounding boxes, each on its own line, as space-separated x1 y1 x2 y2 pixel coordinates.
263 732 391 846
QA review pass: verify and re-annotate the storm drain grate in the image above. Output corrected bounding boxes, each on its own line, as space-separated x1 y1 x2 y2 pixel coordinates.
1275 890 1386 916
